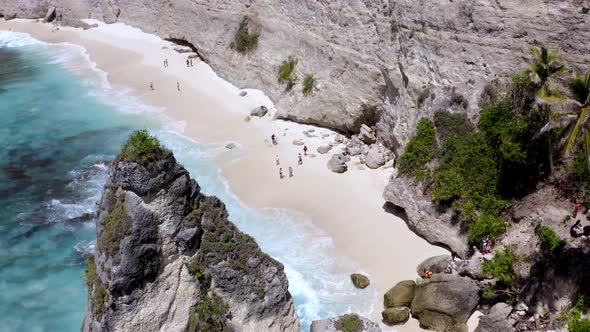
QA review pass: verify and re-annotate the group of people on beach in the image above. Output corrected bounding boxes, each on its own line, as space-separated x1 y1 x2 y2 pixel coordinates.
271 134 308 180
149 57 191 92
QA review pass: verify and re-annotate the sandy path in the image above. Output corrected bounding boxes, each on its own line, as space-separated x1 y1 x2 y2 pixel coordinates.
0 19 452 331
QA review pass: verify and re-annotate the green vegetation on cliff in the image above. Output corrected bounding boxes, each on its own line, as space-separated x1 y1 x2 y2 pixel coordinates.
98 195 132 263
302 73 316 95
397 118 436 182
278 56 298 90
230 16 259 53
483 247 516 283
118 129 166 165
538 225 566 254
85 255 108 318
187 293 233 332
468 214 507 245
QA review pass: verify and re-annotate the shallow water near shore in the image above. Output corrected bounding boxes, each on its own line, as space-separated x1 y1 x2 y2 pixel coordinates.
0 31 375 331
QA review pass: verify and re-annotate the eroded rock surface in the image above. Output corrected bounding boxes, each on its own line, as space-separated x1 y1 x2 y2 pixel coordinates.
82 144 298 331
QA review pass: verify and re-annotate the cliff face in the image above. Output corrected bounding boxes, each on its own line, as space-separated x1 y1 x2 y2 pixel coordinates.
82 139 299 331
2 0 589 149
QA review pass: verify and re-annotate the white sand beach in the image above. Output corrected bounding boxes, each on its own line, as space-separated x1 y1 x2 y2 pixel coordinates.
0 19 453 330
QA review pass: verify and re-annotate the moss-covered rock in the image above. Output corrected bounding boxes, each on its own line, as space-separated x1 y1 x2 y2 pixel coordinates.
187 292 233 332
335 314 364 332
350 273 370 289
381 307 410 325
383 280 415 308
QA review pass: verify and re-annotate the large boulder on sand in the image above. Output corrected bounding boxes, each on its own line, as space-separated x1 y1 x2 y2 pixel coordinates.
416 255 452 276
364 144 391 169
310 314 381 332
250 105 268 117
411 274 480 332
351 273 370 289
384 280 416 308
327 153 348 173
382 307 410 325
475 303 515 332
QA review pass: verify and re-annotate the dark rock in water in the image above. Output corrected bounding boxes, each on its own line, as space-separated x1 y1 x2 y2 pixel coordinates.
65 213 94 225
239 91 248 97
411 274 480 332
311 314 381 332
82 131 299 332
350 273 370 289
384 280 415 308
382 307 410 325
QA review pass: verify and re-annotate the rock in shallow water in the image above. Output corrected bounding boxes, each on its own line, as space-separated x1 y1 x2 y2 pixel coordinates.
350 273 370 289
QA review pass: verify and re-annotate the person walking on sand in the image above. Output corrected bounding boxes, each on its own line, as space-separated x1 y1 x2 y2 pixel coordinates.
275 155 280 166
164 59 168 67
288 166 293 178
177 81 180 91
186 59 190 67
190 58 193 67
279 168 284 179
271 134 277 145
303 145 308 156
150 81 154 91
298 153 303 165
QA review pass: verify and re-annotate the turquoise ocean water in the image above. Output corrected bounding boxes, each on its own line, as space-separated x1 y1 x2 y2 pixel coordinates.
0 31 374 332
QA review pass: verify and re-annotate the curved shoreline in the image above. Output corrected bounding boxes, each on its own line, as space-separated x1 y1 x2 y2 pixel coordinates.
0 19 447 330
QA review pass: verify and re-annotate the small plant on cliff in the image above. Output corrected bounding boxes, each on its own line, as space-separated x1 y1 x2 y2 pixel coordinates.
230 16 259 53
397 118 436 182
433 110 474 144
538 225 566 254
277 56 298 90
334 314 364 332
302 73 316 95
483 247 516 283
187 293 232 332
98 196 132 263
119 129 166 165
85 255 108 318
468 214 507 245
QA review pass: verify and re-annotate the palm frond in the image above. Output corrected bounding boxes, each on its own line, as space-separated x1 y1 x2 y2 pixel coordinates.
585 130 590 173
536 114 577 138
563 108 590 155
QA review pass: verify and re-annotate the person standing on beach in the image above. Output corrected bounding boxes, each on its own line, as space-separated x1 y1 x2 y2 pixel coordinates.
177 81 180 91
271 134 277 145
303 145 308 156
186 59 190 67
298 153 303 165
276 155 280 166
279 168 284 179
190 58 193 67
164 59 168 67
150 81 154 90
288 166 293 178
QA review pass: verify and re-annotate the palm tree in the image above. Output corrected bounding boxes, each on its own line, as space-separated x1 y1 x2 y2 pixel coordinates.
527 46 569 172
563 69 590 171
527 46 569 99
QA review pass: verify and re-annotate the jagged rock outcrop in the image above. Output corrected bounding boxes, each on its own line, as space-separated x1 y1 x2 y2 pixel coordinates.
383 174 469 257
475 303 515 332
411 274 480 332
82 133 299 332
310 314 381 332
2 1 589 149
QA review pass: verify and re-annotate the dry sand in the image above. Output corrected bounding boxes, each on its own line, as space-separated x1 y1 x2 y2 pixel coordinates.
0 19 466 331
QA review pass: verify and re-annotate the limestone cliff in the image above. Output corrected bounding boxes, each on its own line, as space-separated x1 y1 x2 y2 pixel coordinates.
82 131 299 332
2 0 589 149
